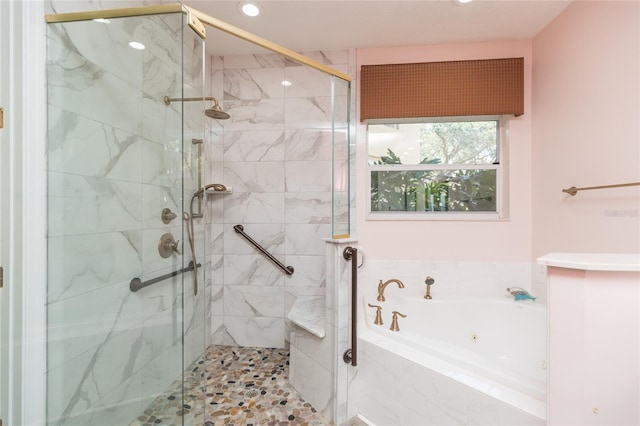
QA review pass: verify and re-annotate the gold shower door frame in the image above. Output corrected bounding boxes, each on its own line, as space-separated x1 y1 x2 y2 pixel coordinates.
45 3 352 82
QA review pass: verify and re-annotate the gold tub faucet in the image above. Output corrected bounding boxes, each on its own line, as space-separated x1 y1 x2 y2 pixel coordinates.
377 278 405 302
390 311 407 332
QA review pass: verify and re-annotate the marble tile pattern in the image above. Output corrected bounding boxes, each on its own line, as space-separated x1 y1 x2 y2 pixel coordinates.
133 345 330 426
286 296 326 338
288 240 360 425
206 49 354 350
46 11 210 425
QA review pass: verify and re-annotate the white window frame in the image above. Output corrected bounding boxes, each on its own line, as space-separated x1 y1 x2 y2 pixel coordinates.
366 115 510 221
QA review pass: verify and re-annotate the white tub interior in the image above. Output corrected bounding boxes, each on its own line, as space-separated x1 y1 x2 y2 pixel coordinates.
354 260 547 425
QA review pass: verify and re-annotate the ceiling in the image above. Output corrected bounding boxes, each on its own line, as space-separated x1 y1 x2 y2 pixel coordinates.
183 0 572 57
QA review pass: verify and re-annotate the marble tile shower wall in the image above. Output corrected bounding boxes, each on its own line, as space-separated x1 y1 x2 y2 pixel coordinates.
206 50 352 349
46 13 208 425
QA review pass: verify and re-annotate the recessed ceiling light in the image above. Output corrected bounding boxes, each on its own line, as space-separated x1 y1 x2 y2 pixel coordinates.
281 80 292 87
128 41 146 50
453 0 473 4
238 1 261 17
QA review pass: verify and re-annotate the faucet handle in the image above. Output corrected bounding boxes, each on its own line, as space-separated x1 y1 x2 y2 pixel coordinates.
161 207 178 224
367 303 383 325
390 311 407 332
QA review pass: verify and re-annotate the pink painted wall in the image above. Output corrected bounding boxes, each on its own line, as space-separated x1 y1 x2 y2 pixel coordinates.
355 41 533 261
532 1 640 257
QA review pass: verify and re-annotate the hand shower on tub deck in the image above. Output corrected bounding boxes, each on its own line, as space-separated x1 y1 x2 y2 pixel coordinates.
184 183 227 296
507 287 537 301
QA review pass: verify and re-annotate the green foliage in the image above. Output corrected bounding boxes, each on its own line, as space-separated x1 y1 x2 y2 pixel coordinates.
370 120 499 212
420 121 497 164
371 148 497 212
375 149 403 165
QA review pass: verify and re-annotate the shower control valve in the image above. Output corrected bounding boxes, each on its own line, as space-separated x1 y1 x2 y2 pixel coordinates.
161 208 178 224
158 233 181 258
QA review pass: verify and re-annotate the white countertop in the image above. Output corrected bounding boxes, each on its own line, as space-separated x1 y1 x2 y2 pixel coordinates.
537 252 640 271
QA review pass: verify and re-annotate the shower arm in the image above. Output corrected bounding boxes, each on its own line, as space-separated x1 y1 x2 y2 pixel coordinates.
163 96 220 105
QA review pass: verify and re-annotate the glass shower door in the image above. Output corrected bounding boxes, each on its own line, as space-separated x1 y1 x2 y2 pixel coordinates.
45 11 196 425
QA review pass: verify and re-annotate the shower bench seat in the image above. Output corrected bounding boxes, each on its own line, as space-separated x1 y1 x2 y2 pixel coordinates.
287 296 326 338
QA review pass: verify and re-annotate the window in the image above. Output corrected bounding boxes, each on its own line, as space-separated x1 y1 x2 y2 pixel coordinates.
368 117 505 219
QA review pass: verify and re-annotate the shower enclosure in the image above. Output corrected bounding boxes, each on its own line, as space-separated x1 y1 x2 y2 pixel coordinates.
45 4 351 424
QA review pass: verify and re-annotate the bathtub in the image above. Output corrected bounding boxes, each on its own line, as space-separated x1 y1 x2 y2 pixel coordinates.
358 294 547 423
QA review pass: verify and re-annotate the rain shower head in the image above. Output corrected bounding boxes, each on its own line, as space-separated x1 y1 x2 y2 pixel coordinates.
163 96 230 120
205 100 230 120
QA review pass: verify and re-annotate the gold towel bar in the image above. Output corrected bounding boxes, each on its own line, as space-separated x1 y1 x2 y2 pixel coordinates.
562 182 640 196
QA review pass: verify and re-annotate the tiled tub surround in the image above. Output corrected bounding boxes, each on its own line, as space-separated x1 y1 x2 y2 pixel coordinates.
205 49 353 349
46 12 210 424
353 260 547 426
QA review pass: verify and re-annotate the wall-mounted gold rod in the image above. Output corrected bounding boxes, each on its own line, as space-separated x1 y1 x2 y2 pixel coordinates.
562 182 640 196
184 5 352 82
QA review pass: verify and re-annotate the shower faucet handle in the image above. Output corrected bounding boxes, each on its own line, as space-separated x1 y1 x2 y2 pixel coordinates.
161 208 178 224
170 240 181 255
158 233 181 258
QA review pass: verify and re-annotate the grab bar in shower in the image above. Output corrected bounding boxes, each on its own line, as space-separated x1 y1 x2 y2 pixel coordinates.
130 261 201 292
233 224 294 275
562 181 640 196
343 246 358 367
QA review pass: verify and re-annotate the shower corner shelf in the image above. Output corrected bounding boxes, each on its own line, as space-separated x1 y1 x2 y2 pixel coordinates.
206 186 232 195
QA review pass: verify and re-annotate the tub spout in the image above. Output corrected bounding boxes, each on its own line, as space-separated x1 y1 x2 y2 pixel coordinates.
390 311 407 332
377 278 404 302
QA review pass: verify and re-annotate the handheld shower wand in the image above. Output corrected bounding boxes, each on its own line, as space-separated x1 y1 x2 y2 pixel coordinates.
184 183 227 295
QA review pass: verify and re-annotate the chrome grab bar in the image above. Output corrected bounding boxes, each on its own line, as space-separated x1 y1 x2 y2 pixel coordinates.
343 246 358 366
130 261 201 292
233 224 294 275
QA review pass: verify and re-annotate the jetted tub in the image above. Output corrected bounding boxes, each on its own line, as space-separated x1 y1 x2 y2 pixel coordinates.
358 293 547 422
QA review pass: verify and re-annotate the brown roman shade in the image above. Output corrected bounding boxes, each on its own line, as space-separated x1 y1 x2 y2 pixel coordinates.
360 57 524 121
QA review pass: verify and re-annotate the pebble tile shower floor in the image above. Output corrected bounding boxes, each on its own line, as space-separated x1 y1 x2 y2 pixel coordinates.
132 345 331 426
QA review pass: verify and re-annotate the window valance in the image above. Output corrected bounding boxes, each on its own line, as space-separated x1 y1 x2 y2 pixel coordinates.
360 57 524 121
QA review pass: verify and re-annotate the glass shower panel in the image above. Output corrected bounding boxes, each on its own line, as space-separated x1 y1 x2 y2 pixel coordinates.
179 19 208 425
332 76 351 238
46 11 190 425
